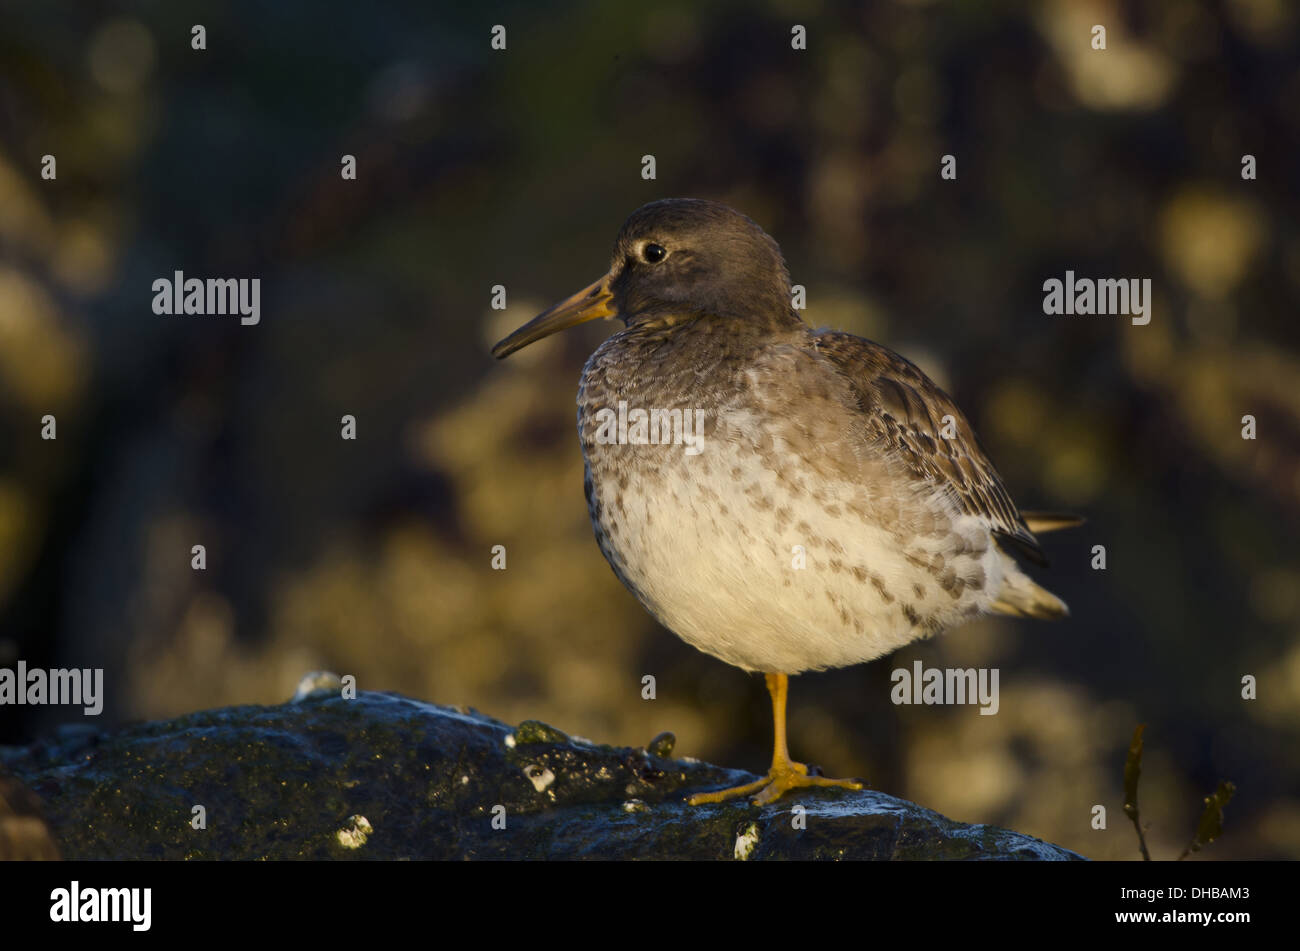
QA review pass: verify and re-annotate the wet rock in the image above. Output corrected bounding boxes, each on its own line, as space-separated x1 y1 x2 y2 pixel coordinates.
0 691 1084 860
512 719 570 746
646 731 676 758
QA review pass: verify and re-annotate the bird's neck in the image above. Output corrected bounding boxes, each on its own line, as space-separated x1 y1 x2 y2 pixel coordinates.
626 304 806 340
591 311 809 402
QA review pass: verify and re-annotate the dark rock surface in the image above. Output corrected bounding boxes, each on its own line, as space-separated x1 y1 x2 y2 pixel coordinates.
0 690 1084 860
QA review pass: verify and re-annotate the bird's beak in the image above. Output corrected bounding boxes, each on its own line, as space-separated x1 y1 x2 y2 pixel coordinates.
491 274 616 359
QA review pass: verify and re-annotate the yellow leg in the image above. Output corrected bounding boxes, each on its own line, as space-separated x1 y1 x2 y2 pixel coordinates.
688 673 865 806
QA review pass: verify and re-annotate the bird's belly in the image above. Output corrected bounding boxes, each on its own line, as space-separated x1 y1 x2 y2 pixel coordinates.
584 438 1002 675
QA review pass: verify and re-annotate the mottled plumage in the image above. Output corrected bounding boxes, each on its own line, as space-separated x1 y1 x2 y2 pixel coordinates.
811 330 1046 565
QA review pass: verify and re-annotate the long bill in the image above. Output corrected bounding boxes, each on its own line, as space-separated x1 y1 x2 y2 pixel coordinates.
491 274 615 359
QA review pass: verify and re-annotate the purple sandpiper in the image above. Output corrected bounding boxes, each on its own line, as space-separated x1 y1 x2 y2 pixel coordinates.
493 198 1079 805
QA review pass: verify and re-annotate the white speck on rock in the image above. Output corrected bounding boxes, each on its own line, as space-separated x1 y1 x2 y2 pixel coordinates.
460 775 470 785
623 799 648 813
291 671 343 702
336 815 373 849
524 764 555 792
504 733 516 748
734 822 760 861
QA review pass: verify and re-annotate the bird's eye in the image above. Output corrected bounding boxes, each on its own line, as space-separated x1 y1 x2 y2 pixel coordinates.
641 243 667 264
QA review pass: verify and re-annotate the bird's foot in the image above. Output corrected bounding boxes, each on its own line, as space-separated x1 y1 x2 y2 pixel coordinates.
687 759 864 806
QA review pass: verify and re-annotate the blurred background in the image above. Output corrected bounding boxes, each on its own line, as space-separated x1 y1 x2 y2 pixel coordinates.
1 0 1298 860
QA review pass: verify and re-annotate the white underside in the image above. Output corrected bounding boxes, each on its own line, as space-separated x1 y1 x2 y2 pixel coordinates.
587 413 1013 674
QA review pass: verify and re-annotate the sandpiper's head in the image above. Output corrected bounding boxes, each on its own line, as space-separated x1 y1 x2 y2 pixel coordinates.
492 198 797 359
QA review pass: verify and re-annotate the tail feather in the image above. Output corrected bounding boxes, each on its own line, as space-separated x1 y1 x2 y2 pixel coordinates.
1021 511 1085 535
992 568 1069 620
992 512 1079 620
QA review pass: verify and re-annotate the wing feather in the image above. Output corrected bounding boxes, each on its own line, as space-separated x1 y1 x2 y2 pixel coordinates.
813 329 1046 564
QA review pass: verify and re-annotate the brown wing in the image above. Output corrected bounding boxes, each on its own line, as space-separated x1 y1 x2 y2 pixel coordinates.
812 329 1046 564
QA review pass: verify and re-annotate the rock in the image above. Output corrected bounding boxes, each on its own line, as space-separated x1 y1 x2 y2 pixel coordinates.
0 691 1083 860
646 731 676 758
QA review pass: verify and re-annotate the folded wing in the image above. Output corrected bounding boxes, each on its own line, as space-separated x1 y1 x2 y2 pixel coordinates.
812 329 1047 564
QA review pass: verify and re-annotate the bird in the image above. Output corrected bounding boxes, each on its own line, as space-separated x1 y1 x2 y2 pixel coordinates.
491 198 1079 806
